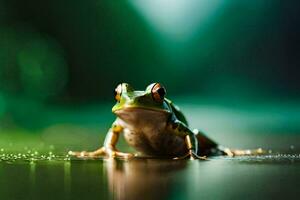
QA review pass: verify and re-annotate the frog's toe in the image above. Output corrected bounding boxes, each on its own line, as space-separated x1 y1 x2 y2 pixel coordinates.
68 148 133 159
222 147 265 156
173 152 189 160
68 147 106 158
106 150 134 159
190 151 207 160
68 150 89 157
173 150 207 160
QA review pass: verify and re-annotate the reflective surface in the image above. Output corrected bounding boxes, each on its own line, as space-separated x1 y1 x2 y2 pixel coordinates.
0 153 300 200
0 102 299 200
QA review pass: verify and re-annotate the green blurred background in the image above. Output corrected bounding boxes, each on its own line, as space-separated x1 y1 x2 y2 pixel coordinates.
0 0 299 153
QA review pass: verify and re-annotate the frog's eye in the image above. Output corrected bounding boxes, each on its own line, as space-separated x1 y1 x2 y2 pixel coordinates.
151 83 166 103
114 83 122 102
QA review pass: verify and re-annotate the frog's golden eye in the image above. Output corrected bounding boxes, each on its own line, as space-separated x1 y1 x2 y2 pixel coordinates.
114 83 122 102
151 83 166 103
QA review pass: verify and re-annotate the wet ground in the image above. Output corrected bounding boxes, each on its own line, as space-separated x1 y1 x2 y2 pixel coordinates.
0 153 300 200
0 102 300 200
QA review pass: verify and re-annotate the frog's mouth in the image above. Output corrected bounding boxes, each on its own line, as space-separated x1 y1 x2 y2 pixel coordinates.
113 105 170 114
113 106 170 124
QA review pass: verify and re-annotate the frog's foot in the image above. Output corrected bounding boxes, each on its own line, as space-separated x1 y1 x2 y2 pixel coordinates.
173 150 207 160
68 147 134 159
222 147 264 157
106 149 134 159
68 147 106 158
174 135 207 160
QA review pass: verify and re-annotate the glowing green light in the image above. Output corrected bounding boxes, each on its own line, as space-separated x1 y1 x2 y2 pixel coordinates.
130 0 225 42
17 37 68 99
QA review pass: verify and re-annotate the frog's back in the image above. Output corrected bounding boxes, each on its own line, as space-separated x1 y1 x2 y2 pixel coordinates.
165 98 188 125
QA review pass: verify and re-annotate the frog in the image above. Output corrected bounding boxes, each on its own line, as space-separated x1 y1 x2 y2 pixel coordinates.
69 83 258 159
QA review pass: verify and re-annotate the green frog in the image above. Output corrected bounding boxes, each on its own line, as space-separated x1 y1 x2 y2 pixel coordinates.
69 83 258 159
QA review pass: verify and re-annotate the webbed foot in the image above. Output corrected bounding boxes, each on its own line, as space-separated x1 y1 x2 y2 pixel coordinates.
173 150 207 160
68 147 134 159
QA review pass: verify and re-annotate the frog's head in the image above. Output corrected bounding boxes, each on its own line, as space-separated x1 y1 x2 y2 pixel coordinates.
112 83 171 117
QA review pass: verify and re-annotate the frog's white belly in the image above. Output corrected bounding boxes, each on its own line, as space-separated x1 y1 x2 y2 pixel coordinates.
115 108 187 156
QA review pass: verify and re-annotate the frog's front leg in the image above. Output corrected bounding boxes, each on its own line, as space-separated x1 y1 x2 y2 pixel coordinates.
167 120 206 160
69 121 133 159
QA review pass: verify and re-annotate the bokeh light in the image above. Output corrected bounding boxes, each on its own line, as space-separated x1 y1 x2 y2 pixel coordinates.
0 25 68 100
130 0 225 42
0 0 298 142
17 36 68 99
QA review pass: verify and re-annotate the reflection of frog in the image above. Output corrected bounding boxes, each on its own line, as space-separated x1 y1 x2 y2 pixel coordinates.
69 83 258 159
104 159 187 200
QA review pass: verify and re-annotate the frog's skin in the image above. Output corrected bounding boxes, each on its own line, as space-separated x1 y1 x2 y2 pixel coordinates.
69 83 258 159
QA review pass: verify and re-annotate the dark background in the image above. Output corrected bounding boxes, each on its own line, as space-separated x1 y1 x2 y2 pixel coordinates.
0 0 299 139
0 0 299 103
